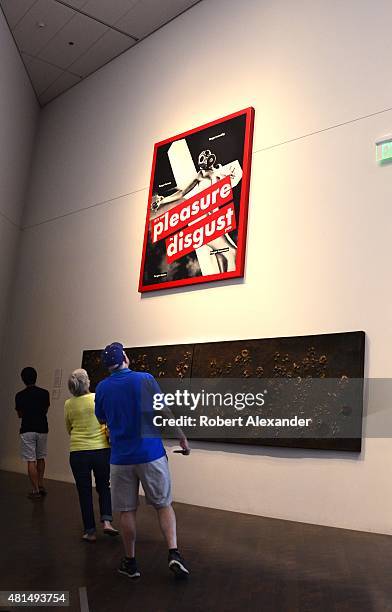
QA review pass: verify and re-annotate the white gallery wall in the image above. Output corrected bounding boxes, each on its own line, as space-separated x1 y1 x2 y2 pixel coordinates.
0 12 38 364
1 0 392 534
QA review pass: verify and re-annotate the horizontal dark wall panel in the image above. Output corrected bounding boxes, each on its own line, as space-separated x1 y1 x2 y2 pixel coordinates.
82 331 365 452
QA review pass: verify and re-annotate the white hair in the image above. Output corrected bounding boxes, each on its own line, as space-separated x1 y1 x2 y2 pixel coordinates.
68 368 90 397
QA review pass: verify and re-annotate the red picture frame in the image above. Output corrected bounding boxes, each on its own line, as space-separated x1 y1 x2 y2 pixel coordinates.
138 107 255 293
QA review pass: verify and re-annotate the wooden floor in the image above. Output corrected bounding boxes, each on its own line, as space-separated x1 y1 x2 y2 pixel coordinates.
1 470 392 612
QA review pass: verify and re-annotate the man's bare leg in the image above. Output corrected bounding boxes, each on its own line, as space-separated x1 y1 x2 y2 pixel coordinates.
37 458 45 489
158 505 189 577
157 505 177 549
120 510 137 557
118 510 140 578
27 461 39 492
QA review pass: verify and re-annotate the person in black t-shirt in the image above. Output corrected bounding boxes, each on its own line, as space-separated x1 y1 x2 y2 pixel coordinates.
15 367 50 499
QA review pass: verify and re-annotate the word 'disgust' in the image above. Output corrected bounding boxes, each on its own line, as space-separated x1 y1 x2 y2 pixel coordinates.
150 176 236 263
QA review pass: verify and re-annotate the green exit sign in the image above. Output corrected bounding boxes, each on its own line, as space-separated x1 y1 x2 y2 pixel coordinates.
376 137 392 162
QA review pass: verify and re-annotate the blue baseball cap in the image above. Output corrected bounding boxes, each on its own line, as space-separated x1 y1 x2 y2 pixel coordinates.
101 342 125 369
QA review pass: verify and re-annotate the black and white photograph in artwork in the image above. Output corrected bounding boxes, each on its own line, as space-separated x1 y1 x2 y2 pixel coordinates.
139 109 253 291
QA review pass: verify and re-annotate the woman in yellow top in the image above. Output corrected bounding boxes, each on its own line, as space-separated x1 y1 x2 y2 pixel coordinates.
65 369 118 542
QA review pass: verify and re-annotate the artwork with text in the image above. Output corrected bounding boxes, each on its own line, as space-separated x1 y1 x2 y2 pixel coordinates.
139 107 254 292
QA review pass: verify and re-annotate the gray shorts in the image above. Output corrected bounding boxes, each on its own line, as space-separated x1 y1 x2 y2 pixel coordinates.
110 455 172 512
20 432 48 461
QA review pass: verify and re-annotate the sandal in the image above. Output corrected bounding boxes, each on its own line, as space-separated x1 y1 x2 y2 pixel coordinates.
82 533 97 542
103 527 120 537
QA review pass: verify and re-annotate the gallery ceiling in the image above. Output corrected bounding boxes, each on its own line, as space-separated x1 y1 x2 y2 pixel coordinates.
0 0 201 106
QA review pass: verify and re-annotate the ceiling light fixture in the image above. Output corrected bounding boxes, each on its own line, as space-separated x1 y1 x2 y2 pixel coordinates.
36 21 46 28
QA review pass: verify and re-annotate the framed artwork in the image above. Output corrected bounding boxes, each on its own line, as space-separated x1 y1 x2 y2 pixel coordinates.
138 107 255 292
82 331 365 452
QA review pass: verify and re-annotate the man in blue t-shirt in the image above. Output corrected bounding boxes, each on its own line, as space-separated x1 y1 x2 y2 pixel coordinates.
95 342 190 580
